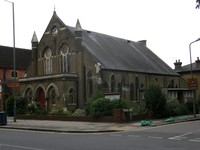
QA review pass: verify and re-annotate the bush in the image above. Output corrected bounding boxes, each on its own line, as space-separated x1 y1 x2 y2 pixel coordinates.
6 95 14 116
86 98 129 118
185 100 199 114
131 104 148 116
27 101 48 115
88 98 112 118
165 99 189 117
16 97 28 115
110 100 129 110
49 108 71 116
144 84 166 118
86 98 128 118
72 109 86 116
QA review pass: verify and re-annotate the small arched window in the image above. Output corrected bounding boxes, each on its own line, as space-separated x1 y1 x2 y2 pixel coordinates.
111 75 115 93
60 43 70 73
49 88 56 105
44 48 52 74
69 88 76 104
87 71 93 97
103 82 109 93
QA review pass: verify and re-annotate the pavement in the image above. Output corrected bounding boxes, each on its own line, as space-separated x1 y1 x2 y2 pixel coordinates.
0 114 200 133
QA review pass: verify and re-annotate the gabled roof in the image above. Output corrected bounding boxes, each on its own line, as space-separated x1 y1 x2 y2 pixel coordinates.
0 45 32 70
47 12 179 76
81 30 178 76
177 63 200 73
68 25 178 76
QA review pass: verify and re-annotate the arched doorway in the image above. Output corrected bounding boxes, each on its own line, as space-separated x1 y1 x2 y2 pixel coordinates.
37 88 46 108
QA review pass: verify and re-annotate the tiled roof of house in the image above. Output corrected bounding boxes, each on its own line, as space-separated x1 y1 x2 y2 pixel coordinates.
0 45 32 70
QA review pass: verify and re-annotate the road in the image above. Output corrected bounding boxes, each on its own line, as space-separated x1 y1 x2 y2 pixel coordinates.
0 120 200 150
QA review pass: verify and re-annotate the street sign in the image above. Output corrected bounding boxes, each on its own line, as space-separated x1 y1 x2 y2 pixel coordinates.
188 78 198 90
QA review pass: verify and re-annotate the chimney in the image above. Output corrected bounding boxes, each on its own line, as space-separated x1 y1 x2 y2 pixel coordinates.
196 57 200 69
138 40 147 46
174 59 182 71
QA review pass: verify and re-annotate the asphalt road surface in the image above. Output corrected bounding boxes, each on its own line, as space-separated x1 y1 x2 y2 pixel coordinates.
0 120 200 150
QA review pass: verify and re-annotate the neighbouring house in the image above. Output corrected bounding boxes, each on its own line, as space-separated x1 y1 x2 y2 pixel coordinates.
19 11 188 112
174 58 200 102
0 45 31 111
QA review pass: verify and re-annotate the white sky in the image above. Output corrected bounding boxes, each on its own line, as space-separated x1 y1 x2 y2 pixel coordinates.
0 0 200 68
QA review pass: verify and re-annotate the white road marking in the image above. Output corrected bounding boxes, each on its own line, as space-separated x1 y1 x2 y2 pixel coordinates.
168 132 192 140
189 138 200 143
148 136 163 139
110 134 122 137
0 143 45 150
128 135 141 138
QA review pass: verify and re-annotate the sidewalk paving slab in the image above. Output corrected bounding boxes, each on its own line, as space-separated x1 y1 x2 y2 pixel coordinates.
0 114 200 133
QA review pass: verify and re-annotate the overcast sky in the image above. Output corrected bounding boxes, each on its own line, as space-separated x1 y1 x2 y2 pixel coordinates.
0 0 200 68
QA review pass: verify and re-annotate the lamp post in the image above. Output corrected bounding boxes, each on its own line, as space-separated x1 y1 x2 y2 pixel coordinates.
189 38 200 118
5 0 16 122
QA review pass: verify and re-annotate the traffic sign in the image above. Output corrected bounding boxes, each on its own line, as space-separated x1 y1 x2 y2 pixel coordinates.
188 78 198 90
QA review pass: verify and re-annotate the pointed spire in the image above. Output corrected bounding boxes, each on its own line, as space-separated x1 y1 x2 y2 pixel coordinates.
31 31 38 43
53 4 56 14
75 19 82 31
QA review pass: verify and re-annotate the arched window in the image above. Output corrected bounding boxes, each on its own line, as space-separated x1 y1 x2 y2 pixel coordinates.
49 88 56 105
111 75 115 93
135 76 139 101
103 82 109 93
60 43 70 73
69 88 76 104
24 88 33 103
130 83 134 101
44 48 52 74
118 83 122 93
168 79 175 88
87 71 93 97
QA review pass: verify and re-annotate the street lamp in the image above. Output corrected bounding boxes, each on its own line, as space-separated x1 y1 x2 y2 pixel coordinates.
5 0 16 122
189 38 200 118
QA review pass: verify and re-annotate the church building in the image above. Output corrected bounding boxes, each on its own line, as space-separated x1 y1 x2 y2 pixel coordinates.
19 11 188 111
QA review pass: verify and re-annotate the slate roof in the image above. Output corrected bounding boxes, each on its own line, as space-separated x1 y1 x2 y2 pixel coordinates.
0 45 32 70
177 63 200 73
67 26 179 76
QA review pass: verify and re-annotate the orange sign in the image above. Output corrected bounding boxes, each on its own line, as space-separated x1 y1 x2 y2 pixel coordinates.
188 78 198 90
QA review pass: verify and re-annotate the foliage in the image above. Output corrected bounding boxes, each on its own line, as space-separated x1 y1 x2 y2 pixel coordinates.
131 103 148 116
144 84 167 118
88 98 113 118
91 89 104 100
86 97 129 118
27 101 48 115
165 99 189 117
49 108 71 116
16 97 28 115
6 95 14 116
72 109 86 116
185 100 199 114
110 99 129 110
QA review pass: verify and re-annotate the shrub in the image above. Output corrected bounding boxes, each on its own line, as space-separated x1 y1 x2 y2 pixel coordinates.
144 84 166 118
27 101 48 115
165 99 189 116
110 99 129 110
88 98 112 118
131 104 148 116
49 108 71 116
86 98 129 118
185 100 199 114
16 97 28 115
6 95 14 116
72 109 86 116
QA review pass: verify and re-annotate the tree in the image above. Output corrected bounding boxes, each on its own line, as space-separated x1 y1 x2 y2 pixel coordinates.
144 84 166 118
